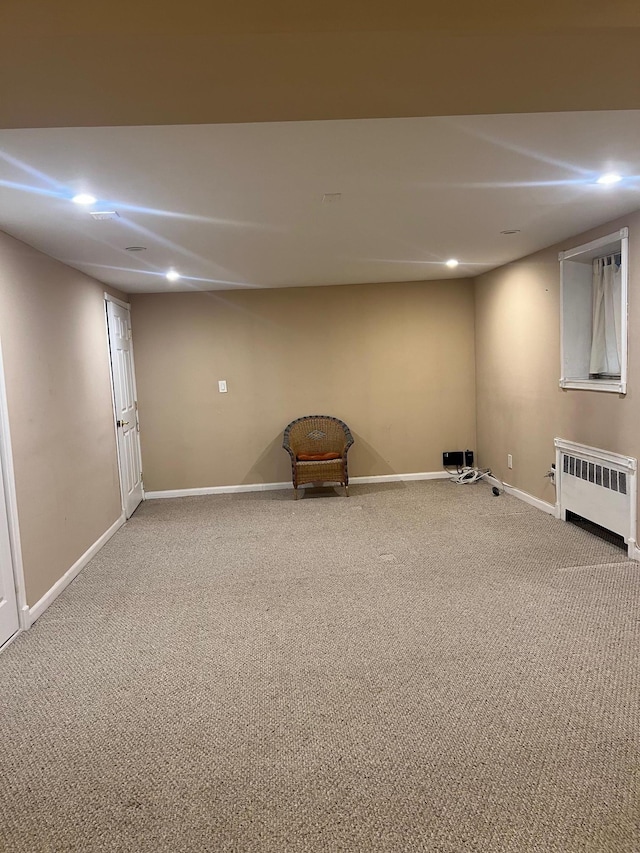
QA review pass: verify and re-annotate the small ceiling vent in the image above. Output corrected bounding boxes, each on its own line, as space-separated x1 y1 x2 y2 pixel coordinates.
89 210 120 221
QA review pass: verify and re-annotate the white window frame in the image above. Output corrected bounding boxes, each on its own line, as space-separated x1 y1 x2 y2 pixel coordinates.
559 227 628 394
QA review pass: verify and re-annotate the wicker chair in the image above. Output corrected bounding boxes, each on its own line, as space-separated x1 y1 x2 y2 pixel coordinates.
283 415 354 498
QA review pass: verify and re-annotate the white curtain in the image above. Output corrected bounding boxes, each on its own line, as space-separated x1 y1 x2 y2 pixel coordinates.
589 255 622 377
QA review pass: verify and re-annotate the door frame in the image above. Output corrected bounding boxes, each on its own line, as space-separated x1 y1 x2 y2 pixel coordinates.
0 335 28 639
104 293 144 515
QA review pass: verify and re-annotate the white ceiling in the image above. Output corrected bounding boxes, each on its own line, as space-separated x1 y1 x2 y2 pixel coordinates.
0 111 639 293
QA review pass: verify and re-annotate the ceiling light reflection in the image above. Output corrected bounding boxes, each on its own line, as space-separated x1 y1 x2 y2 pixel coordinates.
596 173 623 185
72 193 97 205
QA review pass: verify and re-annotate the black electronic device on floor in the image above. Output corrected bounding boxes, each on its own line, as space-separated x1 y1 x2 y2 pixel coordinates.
443 451 464 467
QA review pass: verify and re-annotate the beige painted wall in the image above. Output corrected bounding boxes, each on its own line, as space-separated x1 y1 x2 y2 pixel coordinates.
3 3 640 129
475 209 640 508
0 230 124 606
130 280 476 491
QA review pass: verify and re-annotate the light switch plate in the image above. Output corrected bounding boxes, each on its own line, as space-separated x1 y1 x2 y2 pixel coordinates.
218 380 227 393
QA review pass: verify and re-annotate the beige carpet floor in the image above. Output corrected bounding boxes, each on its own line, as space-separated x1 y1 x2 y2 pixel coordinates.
1 481 639 852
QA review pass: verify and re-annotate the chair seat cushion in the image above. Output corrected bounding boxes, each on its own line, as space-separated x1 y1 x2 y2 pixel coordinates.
297 452 341 461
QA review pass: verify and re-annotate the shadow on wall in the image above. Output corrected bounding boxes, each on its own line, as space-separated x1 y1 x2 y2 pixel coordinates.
241 427 397 486
348 432 396 478
242 432 291 485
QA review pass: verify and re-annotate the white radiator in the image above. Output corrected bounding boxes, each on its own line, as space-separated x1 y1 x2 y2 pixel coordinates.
554 439 637 550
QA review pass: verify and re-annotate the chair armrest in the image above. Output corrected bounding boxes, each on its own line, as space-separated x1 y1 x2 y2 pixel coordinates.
282 429 295 461
282 441 295 459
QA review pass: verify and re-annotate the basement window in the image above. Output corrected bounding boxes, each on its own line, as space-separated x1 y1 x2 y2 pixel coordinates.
559 227 628 394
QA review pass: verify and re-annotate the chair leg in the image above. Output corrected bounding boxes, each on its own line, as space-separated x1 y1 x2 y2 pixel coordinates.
294 486 299 500
345 484 349 497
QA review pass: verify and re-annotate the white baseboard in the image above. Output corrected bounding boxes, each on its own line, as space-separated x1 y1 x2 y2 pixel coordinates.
626 540 640 562
144 471 450 500
28 513 126 626
487 475 558 517
351 471 449 485
144 481 291 499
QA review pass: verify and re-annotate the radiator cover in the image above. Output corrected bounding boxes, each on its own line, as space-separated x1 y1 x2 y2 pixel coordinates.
554 438 637 549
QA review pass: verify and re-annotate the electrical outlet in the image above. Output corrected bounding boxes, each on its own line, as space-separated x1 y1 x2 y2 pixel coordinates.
507 454 513 469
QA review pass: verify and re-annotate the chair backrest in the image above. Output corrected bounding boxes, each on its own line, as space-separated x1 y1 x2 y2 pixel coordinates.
284 415 353 455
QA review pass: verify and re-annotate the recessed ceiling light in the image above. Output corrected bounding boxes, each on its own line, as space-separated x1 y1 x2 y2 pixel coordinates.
596 173 623 185
125 246 147 252
71 193 97 205
166 270 181 282
500 229 521 235
445 259 459 268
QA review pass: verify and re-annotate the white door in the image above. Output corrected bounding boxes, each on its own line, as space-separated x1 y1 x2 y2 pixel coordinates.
106 298 143 518
0 456 19 646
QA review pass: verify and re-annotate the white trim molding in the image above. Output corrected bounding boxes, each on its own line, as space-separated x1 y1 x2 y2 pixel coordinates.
352 471 449 486
559 378 627 394
554 438 637 472
558 227 628 262
145 481 292 499
0 338 28 630
144 471 450 500
28 514 126 625
103 292 131 310
486 476 558 517
559 227 628 396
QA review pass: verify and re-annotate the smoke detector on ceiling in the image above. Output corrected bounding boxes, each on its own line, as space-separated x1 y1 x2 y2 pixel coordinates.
89 210 120 221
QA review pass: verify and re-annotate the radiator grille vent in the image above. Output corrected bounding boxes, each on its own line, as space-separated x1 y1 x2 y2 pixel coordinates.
562 453 627 495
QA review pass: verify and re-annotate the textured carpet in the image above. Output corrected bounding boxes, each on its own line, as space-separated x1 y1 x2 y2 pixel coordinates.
1 481 639 852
